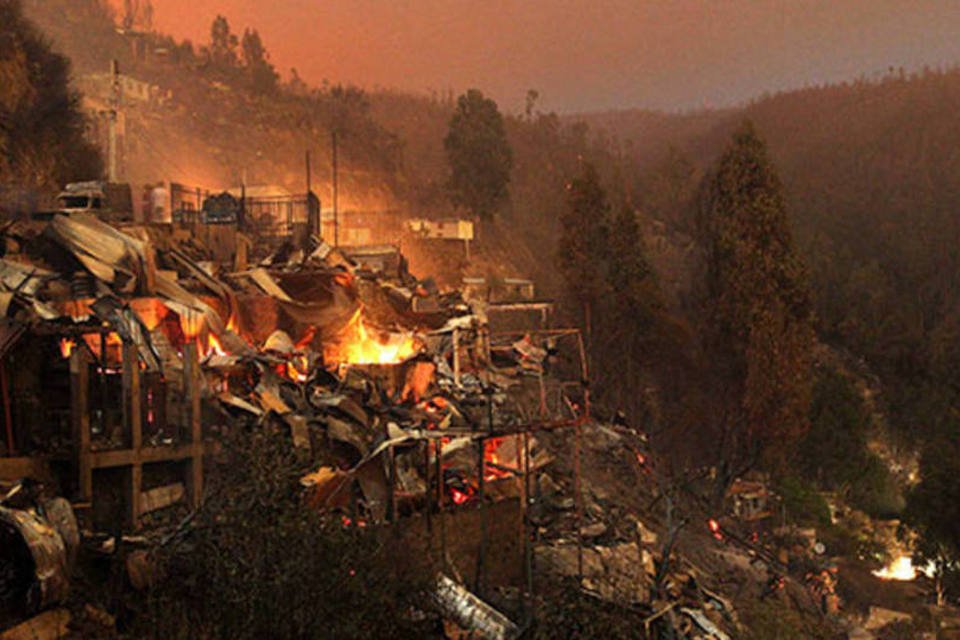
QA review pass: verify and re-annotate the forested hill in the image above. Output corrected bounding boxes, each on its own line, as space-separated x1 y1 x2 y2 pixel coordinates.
581 68 960 438
22 0 960 433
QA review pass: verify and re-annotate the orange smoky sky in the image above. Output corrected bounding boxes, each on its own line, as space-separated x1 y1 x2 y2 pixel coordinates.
141 0 960 113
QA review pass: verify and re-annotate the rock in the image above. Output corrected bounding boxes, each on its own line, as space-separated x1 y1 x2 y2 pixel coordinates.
585 424 623 452
636 519 658 545
536 544 604 578
864 607 911 631
580 522 608 539
538 473 560 496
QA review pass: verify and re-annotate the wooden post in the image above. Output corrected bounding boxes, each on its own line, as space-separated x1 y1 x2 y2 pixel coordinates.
1 363 14 455
437 438 447 573
183 342 203 508
452 327 461 387
122 342 142 529
70 348 92 502
522 430 534 623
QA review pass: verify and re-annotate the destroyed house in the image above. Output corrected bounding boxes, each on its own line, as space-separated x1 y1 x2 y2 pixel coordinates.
0 210 633 638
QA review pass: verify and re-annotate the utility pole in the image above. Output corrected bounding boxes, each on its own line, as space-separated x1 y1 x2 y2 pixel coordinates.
332 131 339 247
305 149 319 238
305 150 312 194
108 60 121 183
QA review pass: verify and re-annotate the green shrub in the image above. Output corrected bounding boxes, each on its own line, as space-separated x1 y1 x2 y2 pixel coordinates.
777 476 832 527
129 425 430 639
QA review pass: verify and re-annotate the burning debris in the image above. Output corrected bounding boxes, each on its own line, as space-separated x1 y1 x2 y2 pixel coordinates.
0 212 815 640
0 211 606 634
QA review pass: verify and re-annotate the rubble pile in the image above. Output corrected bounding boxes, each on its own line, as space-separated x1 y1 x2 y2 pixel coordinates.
0 213 590 635
0 213 844 639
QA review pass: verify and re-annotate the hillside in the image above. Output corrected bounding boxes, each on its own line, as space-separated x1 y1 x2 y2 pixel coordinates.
7 2 960 636
579 70 960 444
25 0 960 436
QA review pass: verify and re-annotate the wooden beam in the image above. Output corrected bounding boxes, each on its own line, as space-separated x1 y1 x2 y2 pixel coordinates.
183 342 203 508
141 482 185 514
122 342 142 451
88 442 215 469
129 463 142 530
0 456 50 482
70 348 92 502
0 608 70 640
122 342 143 529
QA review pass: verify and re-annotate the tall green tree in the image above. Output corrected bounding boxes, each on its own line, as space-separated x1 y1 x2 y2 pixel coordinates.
699 121 815 486
208 14 238 69
444 89 512 220
557 162 610 340
240 28 278 95
608 205 656 328
603 204 664 415
903 420 960 606
0 0 102 211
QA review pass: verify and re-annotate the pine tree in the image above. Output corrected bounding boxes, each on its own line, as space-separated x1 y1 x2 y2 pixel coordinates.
557 162 610 341
604 204 663 415
209 15 238 69
609 205 656 327
700 121 815 481
444 89 512 220
241 29 278 95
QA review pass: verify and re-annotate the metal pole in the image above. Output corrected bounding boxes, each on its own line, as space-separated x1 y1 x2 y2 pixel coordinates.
99 326 108 438
332 131 339 247
425 443 433 540
523 430 534 623
108 60 120 183
575 414 584 581
305 150 311 194
437 438 447 573
1 363 13 455
475 434 487 595
452 328 461 387
386 444 396 524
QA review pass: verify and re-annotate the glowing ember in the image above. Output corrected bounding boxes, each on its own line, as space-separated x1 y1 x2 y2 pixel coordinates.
285 355 310 382
59 338 76 359
326 309 418 365
449 487 472 505
872 555 931 581
708 518 723 540
340 515 367 529
483 438 513 482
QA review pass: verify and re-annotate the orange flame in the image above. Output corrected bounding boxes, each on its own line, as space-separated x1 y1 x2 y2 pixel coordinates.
483 437 513 482
76 332 122 364
285 354 310 382
325 309 418 365
202 332 227 357
708 518 723 540
60 338 76 359
450 487 472 505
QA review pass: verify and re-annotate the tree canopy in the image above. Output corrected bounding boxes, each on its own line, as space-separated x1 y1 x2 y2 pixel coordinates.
240 28 278 95
903 419 960 605
699 121 815 476
0 0 102 211
444 88 513 220
208 14 239 69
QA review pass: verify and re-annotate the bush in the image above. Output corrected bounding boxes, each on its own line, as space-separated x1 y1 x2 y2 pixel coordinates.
530 579 651 639
129 424 430 639
777 476 832 527
740 599 837 640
